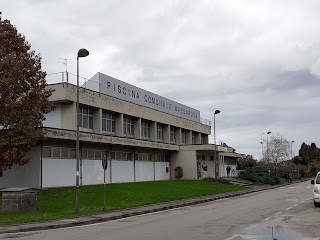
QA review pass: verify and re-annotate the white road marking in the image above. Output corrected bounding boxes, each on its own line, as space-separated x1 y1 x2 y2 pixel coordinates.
224 235 257 240
293 204 299 207
300 201 306 204
289 186 294 188
285 199 299 201
280 186 285 189
275 211 282 215
246 224 257 230
306 186 311 189
285 207 292 210
263 217 272 221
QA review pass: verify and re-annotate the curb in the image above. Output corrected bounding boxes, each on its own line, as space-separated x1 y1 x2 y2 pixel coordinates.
0 179 310 234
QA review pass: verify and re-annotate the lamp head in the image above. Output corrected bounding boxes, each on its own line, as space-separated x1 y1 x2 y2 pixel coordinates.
214 110 220 115
78 48 89 58
267 131 271 134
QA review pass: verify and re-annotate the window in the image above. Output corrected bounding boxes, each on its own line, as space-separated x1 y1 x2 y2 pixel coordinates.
102 111 116 133
79 107 93 129
70 149 76 158
170 127 176 143
43 147 52 157
192 132 196 144
141 121 150 139
88 149 95 159
52 148 60 158
94 150 102 160
157 124 164 141
156 154 169 162
201 134 207 144
61 148 69 158
136 153 152 161
316 174 320 184
123 116 134 136
111 151 132 161
181 129 186 144
81 149 88 159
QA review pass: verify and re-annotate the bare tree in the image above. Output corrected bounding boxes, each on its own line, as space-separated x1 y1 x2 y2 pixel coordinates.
262 134 290 168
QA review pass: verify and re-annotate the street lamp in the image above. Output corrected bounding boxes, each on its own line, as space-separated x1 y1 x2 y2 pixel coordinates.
261 133 265 161
214 109 220 194
266 131 271 164
76 48 89 214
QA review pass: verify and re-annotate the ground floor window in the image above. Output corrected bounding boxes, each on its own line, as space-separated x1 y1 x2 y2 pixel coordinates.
43 146 104 160
111 151 132 161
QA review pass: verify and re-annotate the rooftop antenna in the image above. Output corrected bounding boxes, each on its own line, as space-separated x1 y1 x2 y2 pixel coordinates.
59 58 68 83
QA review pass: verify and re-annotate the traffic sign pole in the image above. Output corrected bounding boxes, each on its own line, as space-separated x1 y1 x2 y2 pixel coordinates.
103 169 106 212
102 155 108 212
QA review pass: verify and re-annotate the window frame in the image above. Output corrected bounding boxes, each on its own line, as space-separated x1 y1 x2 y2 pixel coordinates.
102 111 116 134
141 120 151 139
123 116 135 136
157 123 164 141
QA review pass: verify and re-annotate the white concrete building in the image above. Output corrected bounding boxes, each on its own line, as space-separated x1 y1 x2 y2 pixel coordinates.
0 72 245 188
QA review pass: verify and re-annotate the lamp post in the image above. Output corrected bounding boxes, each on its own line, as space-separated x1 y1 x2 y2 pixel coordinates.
76 48 89 214
214 109 220 194
291 140 294 160
261 133 265 161
266 131 271 164
291 140 297 179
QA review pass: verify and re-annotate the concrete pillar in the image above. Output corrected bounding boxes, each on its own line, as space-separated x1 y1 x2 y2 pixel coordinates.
93 108 102 134
134 118 141 139
163 125 170 144
61 102 77 130
176 128 182 145
115 113 123 137
186 130 192 145
150 122 157 141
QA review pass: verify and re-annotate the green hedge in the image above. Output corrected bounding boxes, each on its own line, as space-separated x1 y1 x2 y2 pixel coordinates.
239 167 280 185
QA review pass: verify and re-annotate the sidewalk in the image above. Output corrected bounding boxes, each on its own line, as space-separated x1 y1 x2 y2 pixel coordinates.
0 179 309 234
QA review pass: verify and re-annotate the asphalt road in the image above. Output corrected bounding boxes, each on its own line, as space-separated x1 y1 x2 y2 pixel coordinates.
1 181 320 240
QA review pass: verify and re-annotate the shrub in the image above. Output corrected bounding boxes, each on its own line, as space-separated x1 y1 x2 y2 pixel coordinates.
174 166 183 180
239 166 280 185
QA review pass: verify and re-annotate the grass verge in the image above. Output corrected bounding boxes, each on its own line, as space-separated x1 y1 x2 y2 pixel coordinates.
0 180 250 225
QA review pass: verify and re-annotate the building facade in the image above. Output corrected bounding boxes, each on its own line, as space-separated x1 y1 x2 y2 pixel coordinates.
0 72 245 189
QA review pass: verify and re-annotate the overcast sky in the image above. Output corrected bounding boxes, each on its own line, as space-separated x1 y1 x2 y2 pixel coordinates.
2 0 320 159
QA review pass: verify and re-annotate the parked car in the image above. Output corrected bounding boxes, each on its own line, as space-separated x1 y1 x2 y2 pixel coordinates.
311 171 320 207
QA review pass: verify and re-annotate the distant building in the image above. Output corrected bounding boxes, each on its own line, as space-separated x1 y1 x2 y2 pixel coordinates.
0 72 245 188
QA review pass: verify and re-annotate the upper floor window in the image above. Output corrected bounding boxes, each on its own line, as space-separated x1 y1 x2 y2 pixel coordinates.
79 107 93 129
102 111 116 133
123 116 134 136
170 127 176 143
141 120 150 139
157 124 164 141
201 134 208 144
181 129 187 144
192 132 196 144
